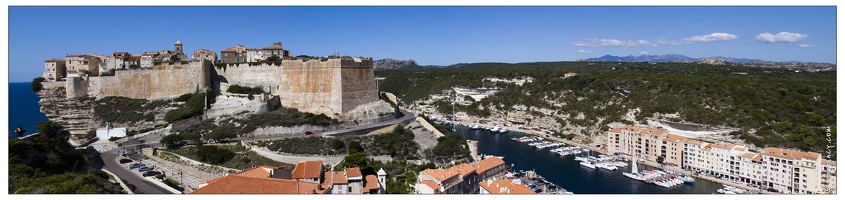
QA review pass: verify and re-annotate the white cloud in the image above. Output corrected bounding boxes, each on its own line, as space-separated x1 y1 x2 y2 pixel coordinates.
799 44 814 48
685 32 739 42
570 38 654 47
639 51 648 55
571 32 738 48
755 32 810 43
577 50 593 54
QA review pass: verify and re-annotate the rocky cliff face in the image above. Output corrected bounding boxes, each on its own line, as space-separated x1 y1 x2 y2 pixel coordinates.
37 86 96 140
373 58 418 70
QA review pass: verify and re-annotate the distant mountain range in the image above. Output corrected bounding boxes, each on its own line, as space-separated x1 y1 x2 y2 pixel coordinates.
375 54 834 71
584 54 763 63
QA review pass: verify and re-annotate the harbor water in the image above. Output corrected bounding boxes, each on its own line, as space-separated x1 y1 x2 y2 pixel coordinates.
451 124 725 194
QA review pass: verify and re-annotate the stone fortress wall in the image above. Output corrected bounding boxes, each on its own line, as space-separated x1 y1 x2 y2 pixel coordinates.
68 58 381 120
80 61 212 99
213 58 379 118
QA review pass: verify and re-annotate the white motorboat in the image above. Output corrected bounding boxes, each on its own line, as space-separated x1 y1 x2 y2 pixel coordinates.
499 128 509 133
491 125 500 132
574 156 587 162
597 163 618 171
613 161 629 167
470 123 481 130
579 161 596 169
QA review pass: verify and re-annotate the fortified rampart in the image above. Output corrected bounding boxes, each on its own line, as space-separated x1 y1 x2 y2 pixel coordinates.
85 61 211 99
214 58 378 118
61 58 379 121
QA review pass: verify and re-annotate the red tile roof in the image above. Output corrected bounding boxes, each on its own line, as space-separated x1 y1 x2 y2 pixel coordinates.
451 163 477 177
710 143 736 150
685 139 703 145
364 175 381 191
420 180 440 190
741 153 756 159
662 134 686 143
292 160 323 179
345 167 362 178
609 128 622 133
475 157 505 174
623 125 639 132
234 166 275 178
322 171 347 185
422 168 458 182
192 175 326 194
478 179 535 194
763 148 820 160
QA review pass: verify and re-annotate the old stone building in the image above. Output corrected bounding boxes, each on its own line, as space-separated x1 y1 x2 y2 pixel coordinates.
192 48 218 61
220 44 246 63
65 54 100 76
245 48 264 62
42 58 66 81
262 42 290 59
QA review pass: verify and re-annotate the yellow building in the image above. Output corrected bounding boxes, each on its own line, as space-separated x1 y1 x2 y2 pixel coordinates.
761 147 823 194
42 58 66 81
606 126 685 167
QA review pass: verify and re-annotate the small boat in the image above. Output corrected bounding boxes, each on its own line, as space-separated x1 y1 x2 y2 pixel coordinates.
563 192 574 194
579 161 596 169
470 123 481 130
499 128 509 133
623 172 645 181
597 163 618 171
491 125 500 132
574 156 587 162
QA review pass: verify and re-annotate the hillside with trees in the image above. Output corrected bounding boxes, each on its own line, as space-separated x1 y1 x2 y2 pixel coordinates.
376 61 836 158
9 120 127 194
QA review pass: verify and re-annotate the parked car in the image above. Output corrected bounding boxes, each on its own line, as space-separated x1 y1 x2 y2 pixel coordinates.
142 171 161 177
138 166 152 172
119 158 133 164
129 163 145 169
305 131 313 135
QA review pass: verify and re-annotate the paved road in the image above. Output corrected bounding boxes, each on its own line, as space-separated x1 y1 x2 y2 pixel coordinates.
100 149 177 194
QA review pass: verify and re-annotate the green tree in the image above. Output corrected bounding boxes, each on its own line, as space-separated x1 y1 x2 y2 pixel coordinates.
331 138 346 150
656 156 665 164
265 55 281 62
342 152 368 168
160 134 184 148
195 146 235 164
348 141 364 154
31 77 46 93
791 100 804 111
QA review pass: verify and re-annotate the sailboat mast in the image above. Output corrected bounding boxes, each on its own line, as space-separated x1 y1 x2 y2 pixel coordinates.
631 153 638 173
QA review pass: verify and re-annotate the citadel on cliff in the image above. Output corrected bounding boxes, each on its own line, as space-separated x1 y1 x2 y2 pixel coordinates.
38 40 391 137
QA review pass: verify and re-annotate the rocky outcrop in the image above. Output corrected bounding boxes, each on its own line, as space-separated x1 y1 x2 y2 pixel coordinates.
373 58 418 70
37 86 96 140
405 120 439 155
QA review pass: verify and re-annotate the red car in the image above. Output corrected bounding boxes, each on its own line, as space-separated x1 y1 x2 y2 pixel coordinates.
304 131 313 135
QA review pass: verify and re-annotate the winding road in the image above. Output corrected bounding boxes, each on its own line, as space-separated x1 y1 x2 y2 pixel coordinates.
100 148 177 194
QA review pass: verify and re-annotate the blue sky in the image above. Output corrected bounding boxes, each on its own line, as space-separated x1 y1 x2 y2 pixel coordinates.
7 6 837 82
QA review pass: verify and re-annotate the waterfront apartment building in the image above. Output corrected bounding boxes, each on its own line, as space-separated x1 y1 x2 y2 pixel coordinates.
611 125 835 194
478 179 535 194
761 147 824 194
42 58 66 81
606 126 685 167
415 157 505 194
821 160 836 194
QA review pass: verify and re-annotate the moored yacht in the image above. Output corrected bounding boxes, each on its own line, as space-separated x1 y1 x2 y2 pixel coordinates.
579 161 596 169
